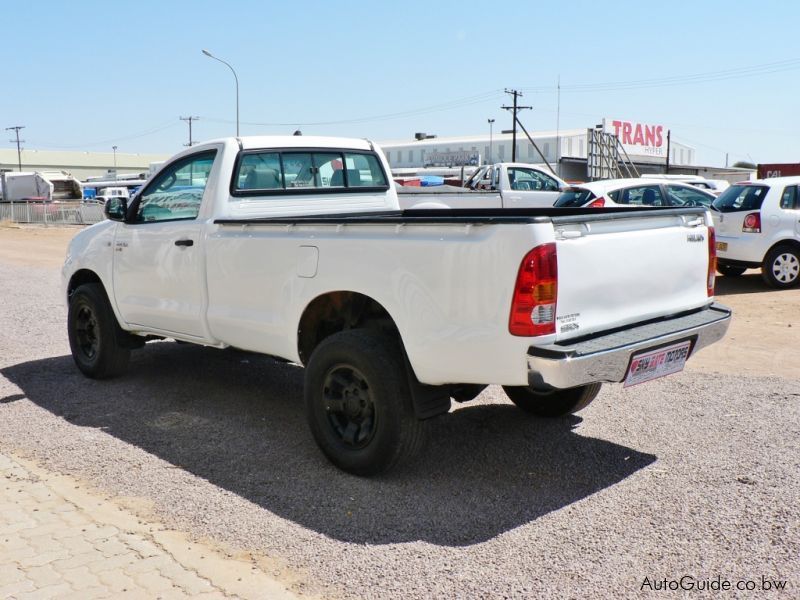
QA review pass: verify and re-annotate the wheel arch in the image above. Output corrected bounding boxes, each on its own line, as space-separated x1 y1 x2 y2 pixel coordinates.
296 290 403 366
67 269 104 302
765 238 800 258
297 290 452 421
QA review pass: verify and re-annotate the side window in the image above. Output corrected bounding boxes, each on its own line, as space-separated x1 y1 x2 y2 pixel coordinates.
508 168 560 191
666 185 713 207
618 185 665 207
780 185 797 209
478 167 493 189
135 151 216 223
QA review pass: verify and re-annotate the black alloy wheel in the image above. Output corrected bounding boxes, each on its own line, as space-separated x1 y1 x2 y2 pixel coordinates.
323 365 378 450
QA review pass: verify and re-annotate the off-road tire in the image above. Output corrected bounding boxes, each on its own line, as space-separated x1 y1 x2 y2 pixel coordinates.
502 383 602 417
304 330 425 476
67 283 131 379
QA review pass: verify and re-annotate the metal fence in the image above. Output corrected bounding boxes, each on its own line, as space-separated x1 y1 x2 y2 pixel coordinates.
0 202 105 226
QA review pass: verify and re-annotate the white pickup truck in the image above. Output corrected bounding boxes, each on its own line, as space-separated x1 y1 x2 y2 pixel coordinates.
397 162 566 210
62 136 731 475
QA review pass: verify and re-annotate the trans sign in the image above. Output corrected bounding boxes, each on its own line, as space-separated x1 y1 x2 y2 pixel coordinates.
604 118 665 159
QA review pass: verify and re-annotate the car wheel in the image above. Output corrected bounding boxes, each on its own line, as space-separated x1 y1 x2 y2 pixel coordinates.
305 330 426 476
67 283 131 378
502 383 602 417
717 264 747 277
761 245 800 289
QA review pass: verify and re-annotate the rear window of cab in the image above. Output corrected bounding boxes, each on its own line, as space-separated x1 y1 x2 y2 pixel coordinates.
231 149 388 195
712 184 768 213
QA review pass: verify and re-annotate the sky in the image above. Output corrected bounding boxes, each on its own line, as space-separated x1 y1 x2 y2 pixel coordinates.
1 0 799 167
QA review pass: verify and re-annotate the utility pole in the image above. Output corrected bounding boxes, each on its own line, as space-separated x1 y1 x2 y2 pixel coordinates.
180 116 200 146
501 89 531 162
665 130 671 173
487 118 495 164
6 126 25 171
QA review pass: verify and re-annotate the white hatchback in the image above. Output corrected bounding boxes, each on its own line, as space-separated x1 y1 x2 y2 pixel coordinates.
554 178 716 209
711 177 800 288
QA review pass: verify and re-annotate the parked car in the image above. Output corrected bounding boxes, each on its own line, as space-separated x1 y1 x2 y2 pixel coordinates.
399 162 567 210
638 174 731 196
95 186 130 205
711 177 800 288
554 178 716 209
62 136 730 475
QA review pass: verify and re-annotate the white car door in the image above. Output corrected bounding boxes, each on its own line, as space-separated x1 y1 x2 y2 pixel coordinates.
112 150 217 338
504 166 562 208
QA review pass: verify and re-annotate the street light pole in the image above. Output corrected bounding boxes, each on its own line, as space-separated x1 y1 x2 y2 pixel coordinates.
112 145 118 170
202 49 240 136
487 119 495 164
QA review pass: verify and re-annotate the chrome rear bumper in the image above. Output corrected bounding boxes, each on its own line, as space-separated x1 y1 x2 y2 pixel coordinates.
527 303 732 389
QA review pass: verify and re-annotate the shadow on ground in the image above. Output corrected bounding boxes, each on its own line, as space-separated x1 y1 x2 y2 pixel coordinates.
713 272 771 296
3 343 655 546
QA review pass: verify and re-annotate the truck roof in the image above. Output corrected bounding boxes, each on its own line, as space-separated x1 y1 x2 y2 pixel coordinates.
191 136 376 152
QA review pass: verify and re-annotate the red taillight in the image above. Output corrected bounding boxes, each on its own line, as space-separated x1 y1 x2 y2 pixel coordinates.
588 196 606 208
742 212 761 233
509 243 558 336
707 226 717 297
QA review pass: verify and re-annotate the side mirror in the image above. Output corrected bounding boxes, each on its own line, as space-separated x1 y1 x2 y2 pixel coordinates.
104 197 128 221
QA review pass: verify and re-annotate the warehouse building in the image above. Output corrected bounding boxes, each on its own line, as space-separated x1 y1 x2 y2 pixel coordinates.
380 118 698 181
0 148 170 180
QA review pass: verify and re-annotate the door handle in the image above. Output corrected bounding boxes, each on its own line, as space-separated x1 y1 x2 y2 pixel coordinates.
174 239 194 247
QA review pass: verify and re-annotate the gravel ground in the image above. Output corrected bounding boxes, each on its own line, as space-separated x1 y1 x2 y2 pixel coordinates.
1 257 798 598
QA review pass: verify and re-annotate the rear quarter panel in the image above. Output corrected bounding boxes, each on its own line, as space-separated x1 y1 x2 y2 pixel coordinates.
204 221 553 385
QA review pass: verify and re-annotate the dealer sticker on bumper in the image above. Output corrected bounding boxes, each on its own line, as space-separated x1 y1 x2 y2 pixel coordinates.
623 340 692 388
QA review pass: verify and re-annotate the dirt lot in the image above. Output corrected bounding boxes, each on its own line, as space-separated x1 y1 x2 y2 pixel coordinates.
1 224 798 599
3 223 796 378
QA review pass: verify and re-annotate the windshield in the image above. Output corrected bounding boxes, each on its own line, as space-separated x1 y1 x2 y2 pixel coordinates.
712 184 768 213
554 188 595 207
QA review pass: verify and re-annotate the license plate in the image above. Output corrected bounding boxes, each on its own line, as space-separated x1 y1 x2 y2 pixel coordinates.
623 340 692 388
716 241 728 251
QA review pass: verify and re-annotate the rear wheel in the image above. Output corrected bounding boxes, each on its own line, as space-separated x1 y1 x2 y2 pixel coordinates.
762 245 800 289
304 330 425 476
67 283 130 379
717 264 747 277
502 383 602 417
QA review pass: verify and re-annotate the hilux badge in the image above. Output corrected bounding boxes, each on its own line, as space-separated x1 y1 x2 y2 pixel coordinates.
687 233 704 242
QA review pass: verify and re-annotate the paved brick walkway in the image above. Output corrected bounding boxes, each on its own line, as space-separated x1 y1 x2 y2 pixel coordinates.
0 452 298 599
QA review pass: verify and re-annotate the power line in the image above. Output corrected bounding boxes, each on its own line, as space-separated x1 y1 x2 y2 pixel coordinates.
5 126 25 171
180 116 200 146
519 57 800 94
201 90 504 128
28 120 180 149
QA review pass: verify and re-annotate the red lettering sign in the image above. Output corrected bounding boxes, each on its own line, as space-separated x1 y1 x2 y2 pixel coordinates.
608 120 664 148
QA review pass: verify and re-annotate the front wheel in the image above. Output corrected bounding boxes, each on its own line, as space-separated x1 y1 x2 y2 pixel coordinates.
761 245 800 289
502 383 602 417
67 283 130 379
304 330 426 476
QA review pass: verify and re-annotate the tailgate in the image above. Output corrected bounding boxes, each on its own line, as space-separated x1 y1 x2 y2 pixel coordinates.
551 209 712 342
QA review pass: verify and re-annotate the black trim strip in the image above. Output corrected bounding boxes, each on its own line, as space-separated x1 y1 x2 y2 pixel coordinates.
213 206 705 226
